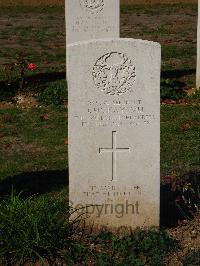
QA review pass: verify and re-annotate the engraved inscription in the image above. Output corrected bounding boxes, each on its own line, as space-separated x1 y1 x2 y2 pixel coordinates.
99 131 130 181
93 52 136 96
87 99 155 127
83 185 142 199
74 100 155 127
72 16 113 34
80 0 104 13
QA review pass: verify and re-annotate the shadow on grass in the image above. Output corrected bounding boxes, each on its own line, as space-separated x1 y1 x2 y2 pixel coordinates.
0 168 199 229
0 68 195 102
161 68 195 79
0 169 68 198
160 184 183 228
0 71 66 101
27 71 66 84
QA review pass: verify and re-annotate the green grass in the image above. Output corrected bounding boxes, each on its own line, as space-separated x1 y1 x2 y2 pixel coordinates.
0 106 68 180
161 105 200 176
1 26 58 42
0 192 74 265
0 3 199 264
0 5 64 17
0 2 199 198
0 104 199 183
162 45 196 61
120 3 197 88
0 192 179 265
0 5 65 76
121 3 197 16
0 3 197 87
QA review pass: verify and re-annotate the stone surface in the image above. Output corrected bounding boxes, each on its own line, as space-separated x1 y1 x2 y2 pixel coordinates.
65 0 119 44
67 39 161 231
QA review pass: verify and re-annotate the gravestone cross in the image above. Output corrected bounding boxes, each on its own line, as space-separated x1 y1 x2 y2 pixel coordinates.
99 131 130 181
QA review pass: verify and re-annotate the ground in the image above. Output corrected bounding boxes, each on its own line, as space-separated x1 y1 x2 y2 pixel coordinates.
166 213 200 265
0 3 198 87
0 0 197 5
0 1 199 265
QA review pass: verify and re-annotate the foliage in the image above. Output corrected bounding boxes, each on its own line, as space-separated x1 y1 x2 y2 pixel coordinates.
0 192 75 265
115 229 178 265
38 80 67 105
161 171 200 226
187 89 200 102
1 53 36 92
93 229 179 266
64 242 89 265
161 78 186 100
93 252 116 266
92 231 117 244
182 250 200 266
0 193 179 266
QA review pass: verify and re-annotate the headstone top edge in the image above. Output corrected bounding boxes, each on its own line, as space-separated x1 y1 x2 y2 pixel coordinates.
67 38 161 49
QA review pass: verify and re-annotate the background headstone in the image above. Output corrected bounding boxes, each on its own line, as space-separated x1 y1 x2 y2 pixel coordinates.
65 0 120 44
68 39 161 231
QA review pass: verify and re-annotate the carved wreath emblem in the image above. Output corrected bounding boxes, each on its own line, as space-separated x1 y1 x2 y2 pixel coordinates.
92 52 136 96
80 0 104 13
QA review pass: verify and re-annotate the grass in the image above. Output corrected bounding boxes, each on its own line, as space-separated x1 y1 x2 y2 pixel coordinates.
182 249 200 265
0 3 197 84
1 26 58 43
161 105 200 176
120 3 197 87
0 5 65 73
0 104 199 182
162 45 196 60
0 192 179 265
0 106 68 180
0 1 198 202
0 2 199 264
0 192 74 265
121 3 197 16
0 5 63 16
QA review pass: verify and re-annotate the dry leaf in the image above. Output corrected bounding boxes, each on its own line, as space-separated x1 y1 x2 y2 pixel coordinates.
40 115 49 121
181 122 191 131
161 99 177 105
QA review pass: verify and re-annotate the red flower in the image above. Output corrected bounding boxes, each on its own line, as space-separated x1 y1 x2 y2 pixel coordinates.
28 63 36 71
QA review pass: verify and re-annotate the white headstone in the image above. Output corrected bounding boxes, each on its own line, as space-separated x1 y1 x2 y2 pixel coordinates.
65 0 119 44
68 39 161 231
197 0 200 89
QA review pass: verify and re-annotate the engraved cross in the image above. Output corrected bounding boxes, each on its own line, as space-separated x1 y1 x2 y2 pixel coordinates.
99 131 130 181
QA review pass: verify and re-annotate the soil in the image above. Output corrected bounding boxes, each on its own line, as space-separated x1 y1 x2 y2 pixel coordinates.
0 0 197 6
122 0 197 3
0 0 64 6
166 213 200 265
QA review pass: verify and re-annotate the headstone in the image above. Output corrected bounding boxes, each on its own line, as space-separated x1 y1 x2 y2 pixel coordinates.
68 39 161 231
197 0 200 89
65 0 119 44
